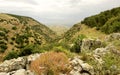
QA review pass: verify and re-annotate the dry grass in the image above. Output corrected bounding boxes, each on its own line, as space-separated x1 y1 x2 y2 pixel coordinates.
72 24 107 41
30 52 71 75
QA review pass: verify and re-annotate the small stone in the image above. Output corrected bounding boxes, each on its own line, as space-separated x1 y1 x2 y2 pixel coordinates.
13 69 26 75
0 72 7 75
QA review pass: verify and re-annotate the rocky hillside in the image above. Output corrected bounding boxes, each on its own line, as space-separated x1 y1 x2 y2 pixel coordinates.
0 33 120 75
0 13 56 61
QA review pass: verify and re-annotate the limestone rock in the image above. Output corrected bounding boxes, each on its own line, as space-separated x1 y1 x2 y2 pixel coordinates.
0 57 27 72
69 57 94 75
27 53 40 62
105 33 120 41
81 39 103 51
0 72 7 75
13 69 26 75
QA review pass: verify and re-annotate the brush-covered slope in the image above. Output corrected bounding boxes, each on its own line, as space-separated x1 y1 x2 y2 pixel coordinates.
7 13 57 42
64 23 106 42
0 13 56 61
64 7 120 42
81 7 120 34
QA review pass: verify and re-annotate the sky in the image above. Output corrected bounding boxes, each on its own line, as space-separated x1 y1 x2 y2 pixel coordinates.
0 0 120 26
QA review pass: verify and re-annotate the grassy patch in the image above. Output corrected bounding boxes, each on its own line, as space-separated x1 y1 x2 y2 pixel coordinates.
30 52 71 75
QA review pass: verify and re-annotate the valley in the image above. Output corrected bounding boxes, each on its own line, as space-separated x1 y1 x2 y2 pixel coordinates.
0 7 120 75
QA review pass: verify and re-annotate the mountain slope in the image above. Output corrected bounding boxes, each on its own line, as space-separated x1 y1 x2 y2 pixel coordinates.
81 7 120 34
7 13 57 42
0 13 56 61
64 7 120 42
64 24 106 42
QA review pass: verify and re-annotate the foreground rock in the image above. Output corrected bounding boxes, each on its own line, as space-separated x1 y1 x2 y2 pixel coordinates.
69 56 94 75
0 69 34 75
0 57 27 72
0 53 40 75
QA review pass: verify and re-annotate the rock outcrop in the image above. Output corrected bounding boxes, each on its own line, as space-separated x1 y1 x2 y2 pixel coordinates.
81 39 103 51
0 69 34 75
105 33 120 41
0 53 40 75
69 57 94 75
0 53 95 75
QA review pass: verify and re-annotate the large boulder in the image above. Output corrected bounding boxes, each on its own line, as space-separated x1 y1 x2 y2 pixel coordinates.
0 57 27 72
69 57 94 75
81 39 103 51
13 69 35 75
0 53 41 73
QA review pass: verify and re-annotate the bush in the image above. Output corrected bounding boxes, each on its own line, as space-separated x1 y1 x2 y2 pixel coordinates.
12 26 17 30
70 34 87 53
0 32 5 36
4 51 18 60
30 52 70 75
0 40 5 44
11 37 15 41
0 44 7 52
19 44 34 56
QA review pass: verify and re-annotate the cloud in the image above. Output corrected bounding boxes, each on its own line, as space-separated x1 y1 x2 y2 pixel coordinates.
0 0 120 26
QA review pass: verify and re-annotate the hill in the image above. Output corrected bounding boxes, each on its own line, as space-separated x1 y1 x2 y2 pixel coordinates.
0 13 56 61
64 7 120 42
63 23 106 42
81 7 120 34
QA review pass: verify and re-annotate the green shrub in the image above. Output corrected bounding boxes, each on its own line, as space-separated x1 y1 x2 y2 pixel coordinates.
101 17 120 34
12 26 17 30
70 34 87 53
11 37 15 41
4 51 18 60
0 32 5 36
19 44 35 56
15 35 24 44
0 27 9 33
0 40 5 44
0 44 7 52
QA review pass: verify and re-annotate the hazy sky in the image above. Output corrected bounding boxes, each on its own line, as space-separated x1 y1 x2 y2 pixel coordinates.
0 0 120 26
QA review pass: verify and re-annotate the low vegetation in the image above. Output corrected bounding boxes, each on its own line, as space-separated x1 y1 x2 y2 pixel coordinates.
30 52 70 75
81 7 120 34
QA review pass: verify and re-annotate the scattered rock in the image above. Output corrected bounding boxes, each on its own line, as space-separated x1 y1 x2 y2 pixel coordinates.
105 33 120 41
69 57 94 75
94 48 108 56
